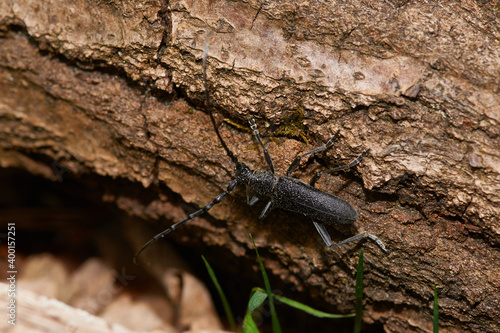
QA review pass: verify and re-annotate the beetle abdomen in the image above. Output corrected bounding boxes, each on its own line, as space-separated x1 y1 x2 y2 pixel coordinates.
271 176 358 224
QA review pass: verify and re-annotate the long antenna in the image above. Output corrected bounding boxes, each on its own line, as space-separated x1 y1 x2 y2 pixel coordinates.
133 178 239 263
203 32 239 166
133 32 242 263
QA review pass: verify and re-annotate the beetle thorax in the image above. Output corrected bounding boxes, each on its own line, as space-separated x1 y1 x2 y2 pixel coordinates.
248 169 276 197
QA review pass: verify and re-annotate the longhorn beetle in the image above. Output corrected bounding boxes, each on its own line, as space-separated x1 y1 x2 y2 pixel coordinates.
134 35 387 262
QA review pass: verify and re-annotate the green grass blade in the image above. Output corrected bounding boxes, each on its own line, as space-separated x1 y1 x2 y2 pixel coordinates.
201 255 237 331
354 250 364 333
433 283 439 333
254 287 355 319
250 234 282 333
243 311 260 333
242 285 268 332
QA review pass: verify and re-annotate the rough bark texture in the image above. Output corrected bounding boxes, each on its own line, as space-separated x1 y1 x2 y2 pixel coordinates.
1 1 499 332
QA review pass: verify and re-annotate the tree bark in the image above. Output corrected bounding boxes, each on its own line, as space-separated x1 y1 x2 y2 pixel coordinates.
1 1 499 332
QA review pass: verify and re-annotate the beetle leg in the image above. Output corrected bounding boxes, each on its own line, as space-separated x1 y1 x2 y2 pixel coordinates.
313 221 333 246
248 196 260 205
258 200 273 219
314 221 387 252
286 131 339 177
246 186 260 205
310 149 369 187
330 232 388 252
248 117 275 174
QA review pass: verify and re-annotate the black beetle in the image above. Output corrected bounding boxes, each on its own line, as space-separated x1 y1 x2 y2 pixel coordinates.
134 35 386 261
